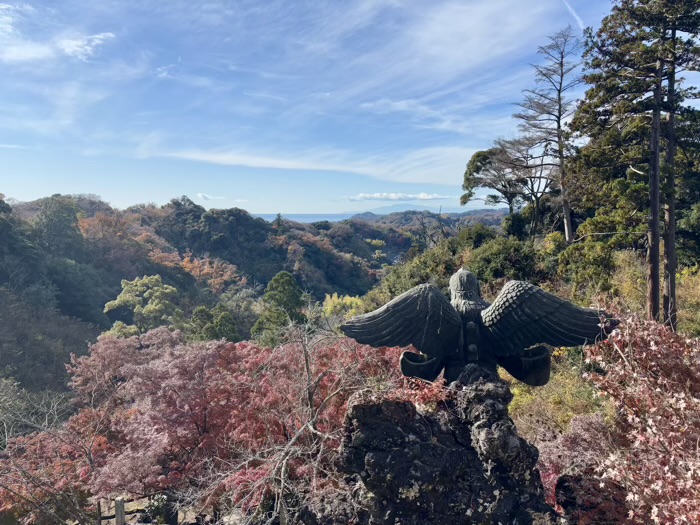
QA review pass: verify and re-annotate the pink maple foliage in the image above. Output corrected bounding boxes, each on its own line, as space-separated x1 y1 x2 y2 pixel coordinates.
0 407 114 524
1 326 404 522
538 314 700 525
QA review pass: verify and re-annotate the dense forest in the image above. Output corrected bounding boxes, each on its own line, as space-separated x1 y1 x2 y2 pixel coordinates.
1 1 700 524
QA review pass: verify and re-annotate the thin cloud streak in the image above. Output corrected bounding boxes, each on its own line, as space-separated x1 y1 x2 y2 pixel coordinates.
56 32 115 61
196 192 225 201
160 145 471 185
561 0 585 31
348 192 455 202
165 150 366 176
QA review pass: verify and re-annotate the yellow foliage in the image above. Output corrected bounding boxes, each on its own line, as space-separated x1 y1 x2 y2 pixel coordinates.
609 250 646 313
678 266 700 337
506 351 610 445
609 252 700 336
365 238 386 248
322 293 364 320
540 232 566 256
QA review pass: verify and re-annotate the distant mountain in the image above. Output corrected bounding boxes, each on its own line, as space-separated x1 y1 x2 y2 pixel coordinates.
350 208 507 232
361 203 489 215
255 205 506 224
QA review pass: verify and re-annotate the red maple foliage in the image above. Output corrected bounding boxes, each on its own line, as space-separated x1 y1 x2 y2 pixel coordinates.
0 408 114 524
0 327 404 523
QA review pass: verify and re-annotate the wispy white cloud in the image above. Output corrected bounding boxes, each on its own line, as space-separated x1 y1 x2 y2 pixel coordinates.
0 4 52 62
0 80 106 135
56 32 114 61
153 60 220 89
358 66 535 140
166 149 359 174
0 3 31 37
0 143 27 149
242 91 287 103
379 147 474 185
348 192 455 202
0 4 148 140
160 145 471 185
0 40 53 62
196 192 225 201
361 98 472 135
561 0 585 31
0 0 608 212
0 4 114 63
326 0 557 102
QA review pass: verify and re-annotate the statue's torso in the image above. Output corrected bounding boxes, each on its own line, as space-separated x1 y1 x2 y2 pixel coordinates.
444 304 497 382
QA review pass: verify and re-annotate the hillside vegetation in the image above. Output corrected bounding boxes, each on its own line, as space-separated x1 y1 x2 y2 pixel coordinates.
0 193 506 392
2 2 700 524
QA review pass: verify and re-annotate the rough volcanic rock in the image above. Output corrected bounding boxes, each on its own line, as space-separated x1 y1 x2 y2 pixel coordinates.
334 364 558 525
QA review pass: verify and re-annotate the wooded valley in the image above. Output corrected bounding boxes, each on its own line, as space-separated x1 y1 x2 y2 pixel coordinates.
1 1 700 524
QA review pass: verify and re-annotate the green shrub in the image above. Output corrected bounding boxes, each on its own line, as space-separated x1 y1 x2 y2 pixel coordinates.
503 212 528 239
558 241 615 300
462 236 537 282
455 223 497 250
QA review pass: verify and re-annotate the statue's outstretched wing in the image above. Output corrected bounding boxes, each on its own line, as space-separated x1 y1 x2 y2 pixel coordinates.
340 284 462 360
481 280 616 356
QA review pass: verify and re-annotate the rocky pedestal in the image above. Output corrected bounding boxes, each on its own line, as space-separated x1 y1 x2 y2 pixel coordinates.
337 364 558 525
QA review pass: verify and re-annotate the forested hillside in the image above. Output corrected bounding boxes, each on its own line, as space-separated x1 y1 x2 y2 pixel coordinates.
0 193 507 392
1 1 700 524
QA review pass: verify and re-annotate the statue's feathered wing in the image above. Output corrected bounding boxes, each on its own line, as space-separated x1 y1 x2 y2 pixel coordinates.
481 281 616 386
481 280 616 356
340 284 462 380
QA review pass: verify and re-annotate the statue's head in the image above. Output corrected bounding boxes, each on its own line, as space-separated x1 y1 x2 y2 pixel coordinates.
449 268 488 312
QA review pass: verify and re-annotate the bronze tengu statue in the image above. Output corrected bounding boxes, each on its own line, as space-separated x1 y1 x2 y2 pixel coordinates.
341 269 618 386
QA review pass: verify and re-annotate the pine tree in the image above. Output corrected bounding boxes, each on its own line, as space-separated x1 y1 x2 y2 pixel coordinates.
575 0 700 323
461 148 524 214
659 1 700 330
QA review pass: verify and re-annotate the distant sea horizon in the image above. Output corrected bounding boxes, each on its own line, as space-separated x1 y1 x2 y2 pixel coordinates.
255 213 356 223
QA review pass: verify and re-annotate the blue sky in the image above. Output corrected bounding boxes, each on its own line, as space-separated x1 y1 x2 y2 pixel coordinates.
1 0 613 213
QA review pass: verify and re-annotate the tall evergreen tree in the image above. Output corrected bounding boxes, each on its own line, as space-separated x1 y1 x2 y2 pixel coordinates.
575 0 700 323
251 271 306 346
658 1 700 330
